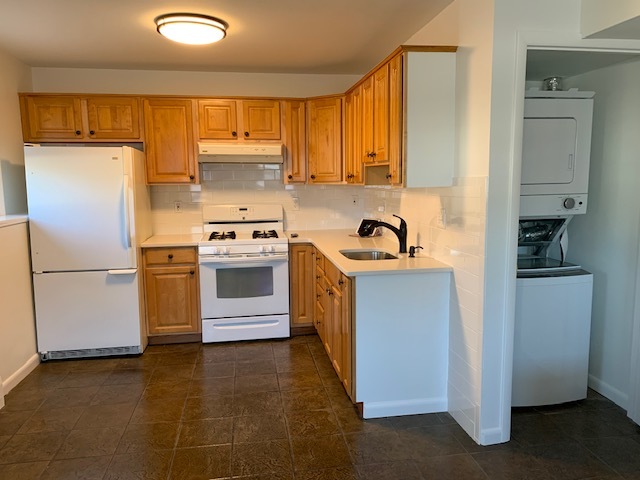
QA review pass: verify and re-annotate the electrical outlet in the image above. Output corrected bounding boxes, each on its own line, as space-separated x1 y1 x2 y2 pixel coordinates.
438 207 446 228
292 197 300 211
174 201 182 213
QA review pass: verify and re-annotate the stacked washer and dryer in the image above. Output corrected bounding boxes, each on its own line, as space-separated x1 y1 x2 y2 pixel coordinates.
512 89 595 407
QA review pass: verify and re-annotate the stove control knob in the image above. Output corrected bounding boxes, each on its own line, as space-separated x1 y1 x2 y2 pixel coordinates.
563 197 576 209
259 245 267 253
223 246 230 255
269 245 276 253
211 247 220 255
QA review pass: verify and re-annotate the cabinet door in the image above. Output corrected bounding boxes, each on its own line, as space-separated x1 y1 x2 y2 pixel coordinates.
345 88 363 184
289 244 314 326
315 271 327 348
145 265 199 334
86 96 141 140
330 281 343 379
144 98 197 184
242 100 281 140
388 54 403 185
22 96 83 141
373 64 390 162
282 100 307 183
198 99 239 140
361 77 374 164
307 97 343 183
340 274 353 396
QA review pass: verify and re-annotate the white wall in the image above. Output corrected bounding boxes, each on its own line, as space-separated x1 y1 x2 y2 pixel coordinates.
0 48 31 215
561 59 640 408
581 0 640 38
31 67 359 98
371 0 494 443
0 220 39 406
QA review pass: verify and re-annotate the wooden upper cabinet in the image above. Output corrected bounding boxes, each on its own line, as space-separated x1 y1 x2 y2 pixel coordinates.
242 100 281 140
307 96 343 184
388 54 403 185
198 99 238 140
372 64 390 161
282 100 307 183
86 96 141 140
344 88 363 184
20 94 142 142
143 98 197 184
197 99 280 140
361 64 389 165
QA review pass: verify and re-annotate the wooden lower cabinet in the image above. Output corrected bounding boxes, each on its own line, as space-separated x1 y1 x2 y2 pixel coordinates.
289 244 315 329
143 247 200 336
312 247 353 398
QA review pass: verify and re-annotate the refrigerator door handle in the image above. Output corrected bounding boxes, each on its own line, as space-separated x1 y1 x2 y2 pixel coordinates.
123 174 132 249
107 269 137 275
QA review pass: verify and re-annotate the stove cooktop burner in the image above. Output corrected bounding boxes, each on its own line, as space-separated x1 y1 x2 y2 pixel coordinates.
252 230 278 239
208 231 237 241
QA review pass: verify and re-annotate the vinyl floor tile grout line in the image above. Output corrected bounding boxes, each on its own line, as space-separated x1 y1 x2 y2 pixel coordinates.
1 335 639 479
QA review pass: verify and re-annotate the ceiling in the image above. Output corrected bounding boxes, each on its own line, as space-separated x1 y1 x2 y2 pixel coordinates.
0 0 453 75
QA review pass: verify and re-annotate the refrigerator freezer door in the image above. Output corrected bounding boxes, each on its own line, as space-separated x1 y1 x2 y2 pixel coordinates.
33 270 142 353
25 146 135 272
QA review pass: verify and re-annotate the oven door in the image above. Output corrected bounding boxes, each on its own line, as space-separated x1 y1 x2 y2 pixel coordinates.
199 253 289 319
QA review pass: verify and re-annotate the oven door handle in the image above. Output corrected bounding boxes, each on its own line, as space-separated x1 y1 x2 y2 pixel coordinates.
199 253 289 265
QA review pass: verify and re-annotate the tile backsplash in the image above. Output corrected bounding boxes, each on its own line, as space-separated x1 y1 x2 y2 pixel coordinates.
150 164 371 235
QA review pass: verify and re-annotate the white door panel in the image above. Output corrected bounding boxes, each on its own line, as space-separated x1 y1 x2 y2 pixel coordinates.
33 271 141 352
522 118 576 185
25 146 134 272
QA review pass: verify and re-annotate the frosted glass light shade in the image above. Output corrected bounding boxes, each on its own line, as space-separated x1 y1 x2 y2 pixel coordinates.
155 13 227 45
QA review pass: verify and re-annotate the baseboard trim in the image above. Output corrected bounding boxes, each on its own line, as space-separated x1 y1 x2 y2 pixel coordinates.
362 397 447 419
588 374 629 410
2 354 40 394
148 333 202 345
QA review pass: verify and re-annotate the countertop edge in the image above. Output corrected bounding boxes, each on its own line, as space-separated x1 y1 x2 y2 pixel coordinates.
0 214 28 228
142 230 453 276
141 234 201 248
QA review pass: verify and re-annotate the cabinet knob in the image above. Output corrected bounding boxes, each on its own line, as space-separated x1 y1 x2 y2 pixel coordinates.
316 294 321 300
386 173 392 180
168 254 173 260
338 279 344 285
75 130 81 136
310 174 316 180
326 288 331 295
244 131 249 137
231 131 237 137
190 270 195 275
89 130 95 135
288 174 293 180
316 275 320 279
189 175 195 180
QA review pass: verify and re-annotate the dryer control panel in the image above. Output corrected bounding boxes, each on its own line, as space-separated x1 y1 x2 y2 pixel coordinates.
520 194 587 217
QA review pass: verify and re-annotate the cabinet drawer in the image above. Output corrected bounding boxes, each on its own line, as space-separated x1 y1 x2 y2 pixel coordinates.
314 248 325 270
325 260 342 288
144 247 196 265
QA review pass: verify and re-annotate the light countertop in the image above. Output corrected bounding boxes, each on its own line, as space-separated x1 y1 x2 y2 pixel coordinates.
0 215 28 228
141 229 452 276
141 234 202 248
288 229 451 276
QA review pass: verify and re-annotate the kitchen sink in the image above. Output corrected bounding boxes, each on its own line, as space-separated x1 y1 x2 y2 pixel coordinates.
340 249 398 260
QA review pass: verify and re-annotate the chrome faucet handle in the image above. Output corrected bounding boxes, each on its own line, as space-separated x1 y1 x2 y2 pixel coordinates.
408 245 423 258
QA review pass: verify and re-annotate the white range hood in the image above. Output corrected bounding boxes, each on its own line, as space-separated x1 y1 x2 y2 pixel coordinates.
198 142 284 164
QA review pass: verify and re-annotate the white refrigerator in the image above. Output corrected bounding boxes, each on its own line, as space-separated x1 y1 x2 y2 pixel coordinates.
24 145 152 360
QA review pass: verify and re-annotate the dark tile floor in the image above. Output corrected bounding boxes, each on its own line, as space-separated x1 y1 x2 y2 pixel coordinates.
1 334 639 479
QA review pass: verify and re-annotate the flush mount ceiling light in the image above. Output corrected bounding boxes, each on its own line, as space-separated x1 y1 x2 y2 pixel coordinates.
154 13 228 45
